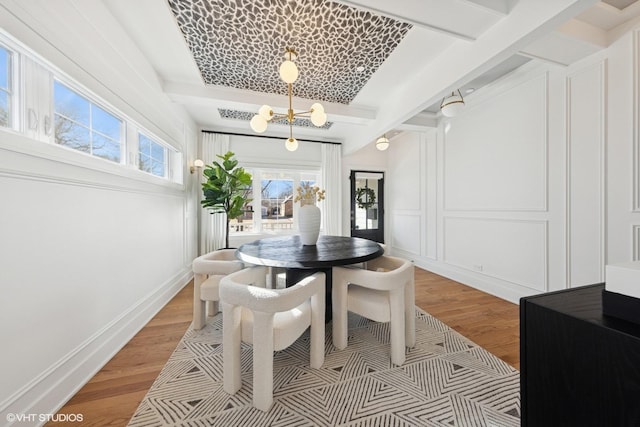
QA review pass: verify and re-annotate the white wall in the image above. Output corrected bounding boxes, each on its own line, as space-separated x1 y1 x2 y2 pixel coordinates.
0 2 198 423
387 27 640 303
341 142 388 238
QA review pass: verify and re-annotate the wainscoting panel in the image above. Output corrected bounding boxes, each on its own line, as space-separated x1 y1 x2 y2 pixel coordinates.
0 148 191 418
443 74 548 212
392 212 422 255
425 135 438 260
633 225 640 261
634 31 640 212
567 60 606 287
443 217 548 292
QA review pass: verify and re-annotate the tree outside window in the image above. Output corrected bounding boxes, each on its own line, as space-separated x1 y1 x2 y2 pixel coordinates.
53 81 122 163
138 133 167 177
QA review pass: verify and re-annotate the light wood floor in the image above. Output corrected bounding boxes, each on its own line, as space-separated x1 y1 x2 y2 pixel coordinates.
49 267 519 426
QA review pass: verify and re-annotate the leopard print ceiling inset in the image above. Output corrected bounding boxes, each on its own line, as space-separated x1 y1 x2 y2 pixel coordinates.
168 0 412 105
219 109 333 129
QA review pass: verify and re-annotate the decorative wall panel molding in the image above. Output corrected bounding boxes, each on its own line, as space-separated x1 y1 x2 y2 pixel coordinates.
443 74 548 212
633 225 640 261
0 167 184 198
566 60 607 287
633 30 640 212
391 212 422 255
442 216 548 292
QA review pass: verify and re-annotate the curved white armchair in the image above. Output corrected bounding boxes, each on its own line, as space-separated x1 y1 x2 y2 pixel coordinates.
192 249 244 330
332 255 415 366
220 266 325 412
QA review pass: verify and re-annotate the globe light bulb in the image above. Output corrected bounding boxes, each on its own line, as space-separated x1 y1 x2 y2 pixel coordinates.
250 114 268 133
285 137 298 151
376 136 390 151
279 60 299 83
310 110 327 127
258 104 273 121
310 102 324 115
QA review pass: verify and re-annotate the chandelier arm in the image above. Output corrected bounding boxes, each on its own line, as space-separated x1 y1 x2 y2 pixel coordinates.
292 110 313 117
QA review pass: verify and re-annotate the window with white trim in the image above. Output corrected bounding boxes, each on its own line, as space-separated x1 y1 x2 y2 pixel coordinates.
53 80 123 163
229 168 320 235
138 133 168 178
0 29 183 183
0 45 12 128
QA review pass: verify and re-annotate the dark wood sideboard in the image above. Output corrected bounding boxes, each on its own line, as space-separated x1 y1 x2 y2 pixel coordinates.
520 283 640 426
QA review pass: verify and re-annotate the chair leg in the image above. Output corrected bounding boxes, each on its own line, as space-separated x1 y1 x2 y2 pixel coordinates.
331 277 348 350
252 312 275 411
310 291 325 369
193 274 206 330
222 303 242 395
206 300 219 317
404 278 416 348
389 289 406 366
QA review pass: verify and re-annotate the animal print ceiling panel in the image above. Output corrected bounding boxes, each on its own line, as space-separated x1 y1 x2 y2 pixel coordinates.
168 0 411 105
219 108 333 129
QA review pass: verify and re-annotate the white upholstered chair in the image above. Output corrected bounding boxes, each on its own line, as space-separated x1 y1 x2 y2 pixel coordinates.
191 249 244 330
220 266 325 411
332 255 415 366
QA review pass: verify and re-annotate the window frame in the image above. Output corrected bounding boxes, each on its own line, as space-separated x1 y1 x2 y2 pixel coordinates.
229 167 322 236
137 131 170 178
0 27 184 186
52 79 125 164
0 42 17 131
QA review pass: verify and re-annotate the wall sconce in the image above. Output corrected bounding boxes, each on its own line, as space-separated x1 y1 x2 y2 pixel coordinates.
190 159 204 174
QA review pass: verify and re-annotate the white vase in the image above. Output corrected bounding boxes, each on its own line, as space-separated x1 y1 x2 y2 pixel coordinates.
298 204 321 245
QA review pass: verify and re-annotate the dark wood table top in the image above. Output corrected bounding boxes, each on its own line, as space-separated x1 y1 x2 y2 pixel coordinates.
235 235 384 269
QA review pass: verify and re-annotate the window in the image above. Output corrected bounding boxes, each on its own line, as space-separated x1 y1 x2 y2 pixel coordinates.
53 81 123 163
0 46 11 128
0 29 182 184
138 133 167 177
229 169 320 235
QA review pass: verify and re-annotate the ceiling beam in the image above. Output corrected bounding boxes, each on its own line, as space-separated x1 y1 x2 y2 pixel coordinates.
341 0 600 154
163 81 378 125
332 0 478 41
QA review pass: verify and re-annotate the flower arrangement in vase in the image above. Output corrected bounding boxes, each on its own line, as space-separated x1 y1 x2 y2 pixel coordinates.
294 183 325 206
294 184 325 245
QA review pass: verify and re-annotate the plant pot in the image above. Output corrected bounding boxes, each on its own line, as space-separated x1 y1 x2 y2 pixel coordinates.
298 204 321 245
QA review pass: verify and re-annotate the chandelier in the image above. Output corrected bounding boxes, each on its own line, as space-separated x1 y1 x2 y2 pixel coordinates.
249 48 327 151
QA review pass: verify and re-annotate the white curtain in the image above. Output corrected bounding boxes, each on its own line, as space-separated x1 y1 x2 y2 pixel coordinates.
200 132 230 253
321 143 343 236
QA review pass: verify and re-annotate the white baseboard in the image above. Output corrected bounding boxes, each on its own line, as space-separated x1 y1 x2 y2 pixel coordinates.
392 248 539 304
1 268 192 427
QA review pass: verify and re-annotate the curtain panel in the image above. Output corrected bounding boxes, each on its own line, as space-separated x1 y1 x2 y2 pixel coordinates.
200 132 230 253
321 143 342 236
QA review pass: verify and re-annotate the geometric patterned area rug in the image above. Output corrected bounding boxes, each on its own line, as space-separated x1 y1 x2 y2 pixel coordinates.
128 307 520 426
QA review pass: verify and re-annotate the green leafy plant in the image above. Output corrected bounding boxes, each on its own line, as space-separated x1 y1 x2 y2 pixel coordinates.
201 151 252 248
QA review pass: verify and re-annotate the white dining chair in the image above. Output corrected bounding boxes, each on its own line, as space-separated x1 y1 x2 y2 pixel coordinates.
332 255 415 366
191 249 244 330
220 266 325 411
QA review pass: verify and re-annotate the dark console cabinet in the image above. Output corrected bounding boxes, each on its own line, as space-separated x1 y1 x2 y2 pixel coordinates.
520 284 640 426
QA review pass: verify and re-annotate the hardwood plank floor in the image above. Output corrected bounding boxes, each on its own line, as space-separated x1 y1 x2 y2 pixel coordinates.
49 267 519 426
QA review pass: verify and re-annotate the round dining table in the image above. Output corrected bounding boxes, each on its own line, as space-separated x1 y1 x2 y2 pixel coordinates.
235 235 384 321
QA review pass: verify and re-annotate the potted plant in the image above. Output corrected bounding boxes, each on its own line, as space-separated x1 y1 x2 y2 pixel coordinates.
201 151 252 248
